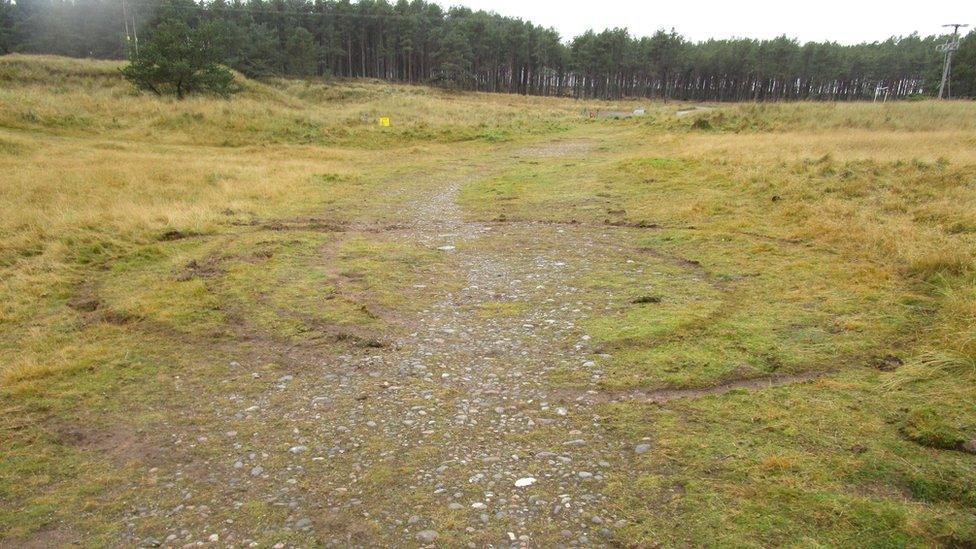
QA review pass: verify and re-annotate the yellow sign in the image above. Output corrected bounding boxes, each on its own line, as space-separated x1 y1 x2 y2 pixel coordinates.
378 117 390 127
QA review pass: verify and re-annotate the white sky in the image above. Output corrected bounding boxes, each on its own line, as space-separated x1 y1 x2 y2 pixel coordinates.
435 0 973 44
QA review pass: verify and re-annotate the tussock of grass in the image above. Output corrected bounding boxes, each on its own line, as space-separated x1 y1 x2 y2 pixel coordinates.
900 406 969 450
886 350 976 389
907 249 973 279
1 356 61 385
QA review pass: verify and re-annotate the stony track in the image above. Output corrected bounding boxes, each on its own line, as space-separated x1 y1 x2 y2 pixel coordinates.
122 141 674 548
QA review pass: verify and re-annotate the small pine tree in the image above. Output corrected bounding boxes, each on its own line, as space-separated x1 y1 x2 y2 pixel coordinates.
122 15 237 99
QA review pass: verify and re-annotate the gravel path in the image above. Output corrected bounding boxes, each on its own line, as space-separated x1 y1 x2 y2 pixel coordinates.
124 142 665 547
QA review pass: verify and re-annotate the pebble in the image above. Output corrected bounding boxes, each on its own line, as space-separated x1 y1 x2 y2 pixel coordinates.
635 443 652 454
514 477 537 487
416 530 439 543
963 439 976 454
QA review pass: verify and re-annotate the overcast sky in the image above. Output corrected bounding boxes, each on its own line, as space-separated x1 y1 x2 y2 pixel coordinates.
434 0 972 45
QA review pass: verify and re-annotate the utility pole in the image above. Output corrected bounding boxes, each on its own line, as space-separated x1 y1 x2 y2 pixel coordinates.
937 23 969 99
121 0 131 57
874 84 889 102
132 11 139 57
121 0 138 57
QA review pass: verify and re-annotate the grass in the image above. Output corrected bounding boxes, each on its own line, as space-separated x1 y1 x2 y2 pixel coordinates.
2 53 975 545
600 369 976 546
0 54 627 148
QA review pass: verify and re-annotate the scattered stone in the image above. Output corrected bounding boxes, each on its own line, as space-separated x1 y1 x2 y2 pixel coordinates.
159 229 187 241
963 439 976 454
107 181 704 544
876 355 904 371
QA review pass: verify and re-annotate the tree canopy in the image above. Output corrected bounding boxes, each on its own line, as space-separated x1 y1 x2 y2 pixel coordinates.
2 0 973 101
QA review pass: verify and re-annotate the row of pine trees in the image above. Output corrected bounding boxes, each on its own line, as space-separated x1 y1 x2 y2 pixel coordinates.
3 0 975 100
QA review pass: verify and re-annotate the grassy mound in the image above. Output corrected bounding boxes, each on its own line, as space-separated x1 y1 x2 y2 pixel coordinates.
0 54 628 148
